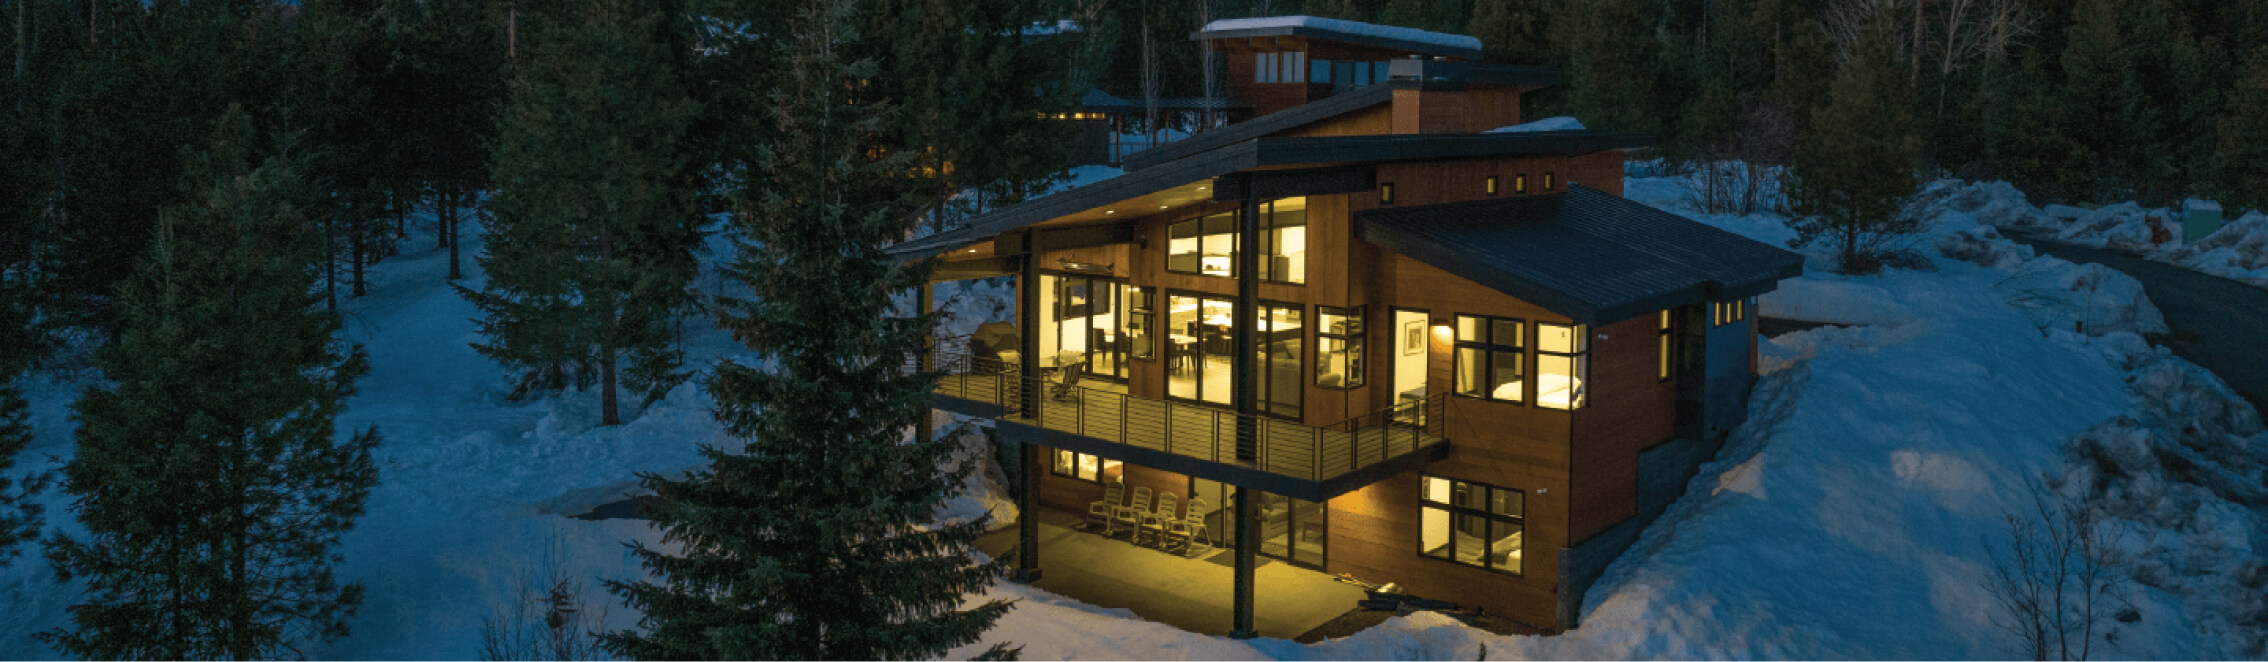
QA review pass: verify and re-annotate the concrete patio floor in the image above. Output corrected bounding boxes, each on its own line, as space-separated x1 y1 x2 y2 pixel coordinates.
976 508 1364 640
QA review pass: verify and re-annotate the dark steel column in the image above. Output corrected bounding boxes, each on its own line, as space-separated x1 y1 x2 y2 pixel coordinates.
1229 192 1261 639
916 281 934 447
1015 238 1043 583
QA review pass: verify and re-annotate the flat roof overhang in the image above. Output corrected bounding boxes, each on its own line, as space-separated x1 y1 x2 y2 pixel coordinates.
888 130 1654 262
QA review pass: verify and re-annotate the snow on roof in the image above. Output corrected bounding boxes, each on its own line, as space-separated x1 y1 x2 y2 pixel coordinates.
1199 15 1483 54
1487 116 1586 134
2184 198 2222 212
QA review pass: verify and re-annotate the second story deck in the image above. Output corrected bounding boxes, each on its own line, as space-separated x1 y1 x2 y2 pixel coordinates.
919 346 1447 501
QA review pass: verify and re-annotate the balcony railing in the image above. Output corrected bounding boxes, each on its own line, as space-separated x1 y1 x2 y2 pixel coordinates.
913 344 1448 484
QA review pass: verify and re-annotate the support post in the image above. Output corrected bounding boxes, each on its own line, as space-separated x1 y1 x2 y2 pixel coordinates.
916 281 934 447
1229 191 1261 639
1014 241 1043 583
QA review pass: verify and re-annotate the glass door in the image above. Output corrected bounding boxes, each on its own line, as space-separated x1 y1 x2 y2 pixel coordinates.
1166 294 1233 404
1255 302 1302 419
1052 275 1126 381
1226 490 1325 570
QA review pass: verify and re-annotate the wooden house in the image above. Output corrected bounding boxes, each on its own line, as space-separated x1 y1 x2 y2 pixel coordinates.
894 16 1803 633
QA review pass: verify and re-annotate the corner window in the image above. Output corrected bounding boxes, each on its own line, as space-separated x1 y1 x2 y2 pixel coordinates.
1052 449 1122 483
1452 314 1523 403
1167 211 1237 277
1318 306 1365 389
1537 323 1588 410
1420 475 1524 576
1657 310 1675 382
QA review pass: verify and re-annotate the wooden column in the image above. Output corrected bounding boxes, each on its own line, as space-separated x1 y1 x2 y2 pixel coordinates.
1014 238 1043 583
1229 193 1261 639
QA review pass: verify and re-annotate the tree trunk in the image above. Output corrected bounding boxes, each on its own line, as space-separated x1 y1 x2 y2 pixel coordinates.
508 1 520 60
394 191 407 240
1842 206 1861 269
325 212 338 312
445 188 462 280
601 350 620 425
1912 0 1925 87
15 0 27 84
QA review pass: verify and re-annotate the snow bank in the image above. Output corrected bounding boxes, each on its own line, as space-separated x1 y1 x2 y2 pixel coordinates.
1199 16 1482 53
1486 116 1585 134
2158 212 2268 288
2058 202 2177 251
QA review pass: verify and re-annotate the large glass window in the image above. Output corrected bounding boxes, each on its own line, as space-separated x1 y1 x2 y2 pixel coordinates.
1052 449 1122 483
1168 212 1238 277
1419 475 1524 575
1166 200 1304 284
1452 314 1524 403
1259 198 1307 284
1538 323 1588 410
1318 306 1364 389
1166 294 1233 404
1257 302 1302 419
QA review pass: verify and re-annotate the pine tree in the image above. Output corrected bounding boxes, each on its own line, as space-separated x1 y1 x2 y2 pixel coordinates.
2216 47 2268 216
0 270 40 567
1553 0 1670 134
1468 0 1556 64
1787 8 1921 274
288 0 396 306
2057 0 2151 202
601 1 1012 658
40 107 380 660
462 0 702 427
408 0 509 282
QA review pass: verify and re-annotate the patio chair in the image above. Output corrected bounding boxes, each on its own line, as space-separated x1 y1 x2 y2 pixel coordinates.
1139 492 1179 546
1049 357 1087 401
1109 486 1152 538
1164 497 1213 555
1085 481 1123 533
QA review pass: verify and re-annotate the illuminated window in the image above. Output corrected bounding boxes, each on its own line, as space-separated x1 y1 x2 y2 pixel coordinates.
1452 314 1523 403
1537 323 1587 410
1318 306 1365 389
1164 199 1304 283
1128 287 1156 361
1657 310 1676 382
1379 182 1396 205
1515 174 1528 194
1167 212 1237 277
1486 175 1499 196
1051 450 1122 483
1420 475 1524 575
1544 172 1556 191
1712 299 1750 327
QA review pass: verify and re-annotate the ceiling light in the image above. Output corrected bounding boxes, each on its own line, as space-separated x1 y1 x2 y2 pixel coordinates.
1105 210 1115 214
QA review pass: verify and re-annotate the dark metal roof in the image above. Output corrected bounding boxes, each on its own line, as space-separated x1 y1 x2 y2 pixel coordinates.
1120 83 1399 171
1194 18 1485 60
888 131 1654 259
1355 185 1805 325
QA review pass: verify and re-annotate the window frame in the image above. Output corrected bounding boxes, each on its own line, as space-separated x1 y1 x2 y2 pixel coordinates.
1128 285 1157 362
1451 314 1525 404
1050 449 1121 484
1316 305 1365 390
1536 322 1588 411
1418 475 1526 577
1657 309 1676 382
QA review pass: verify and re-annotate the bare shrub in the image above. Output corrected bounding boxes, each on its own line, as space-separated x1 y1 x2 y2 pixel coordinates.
1687 100 1799 217
1987 486 2131 661
479 534 608 661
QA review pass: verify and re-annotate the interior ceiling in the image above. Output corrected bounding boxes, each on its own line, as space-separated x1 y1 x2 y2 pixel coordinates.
1030 179 1219 229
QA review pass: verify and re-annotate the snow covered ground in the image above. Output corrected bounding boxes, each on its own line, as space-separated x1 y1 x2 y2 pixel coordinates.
2 168 2261 659
1959 184 2268 290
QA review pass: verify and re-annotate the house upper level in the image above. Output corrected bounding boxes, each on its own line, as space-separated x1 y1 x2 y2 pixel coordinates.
1197 16 1555 117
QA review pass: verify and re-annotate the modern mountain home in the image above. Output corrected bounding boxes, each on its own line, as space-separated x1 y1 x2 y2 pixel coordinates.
892 16 1804 634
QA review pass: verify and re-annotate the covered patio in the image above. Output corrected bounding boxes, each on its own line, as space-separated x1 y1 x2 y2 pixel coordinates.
976 509 1363 640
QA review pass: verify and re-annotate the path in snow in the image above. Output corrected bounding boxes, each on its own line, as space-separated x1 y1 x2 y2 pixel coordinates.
2008 232 2268 412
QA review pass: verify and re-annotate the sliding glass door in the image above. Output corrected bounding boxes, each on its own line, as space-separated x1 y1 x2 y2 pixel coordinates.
1046 274 1140 382
1164 295 1302 418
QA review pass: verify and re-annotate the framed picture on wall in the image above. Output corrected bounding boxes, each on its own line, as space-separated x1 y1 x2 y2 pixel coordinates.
1402 320 1425 356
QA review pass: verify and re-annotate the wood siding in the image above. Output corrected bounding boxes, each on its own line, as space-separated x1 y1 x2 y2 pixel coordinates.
1566 313 1678 544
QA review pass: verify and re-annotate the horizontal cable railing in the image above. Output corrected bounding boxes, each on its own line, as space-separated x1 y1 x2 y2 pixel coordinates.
910 343 1450 483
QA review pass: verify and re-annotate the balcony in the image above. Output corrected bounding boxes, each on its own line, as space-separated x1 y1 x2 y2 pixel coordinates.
918 347 1449 501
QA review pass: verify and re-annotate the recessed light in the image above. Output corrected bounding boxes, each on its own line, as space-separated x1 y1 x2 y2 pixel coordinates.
1105 210 1115 214
1159 204 1168 209
1198 186 1208 190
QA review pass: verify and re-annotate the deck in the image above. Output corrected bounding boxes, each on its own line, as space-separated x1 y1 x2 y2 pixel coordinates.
928 352 1448 497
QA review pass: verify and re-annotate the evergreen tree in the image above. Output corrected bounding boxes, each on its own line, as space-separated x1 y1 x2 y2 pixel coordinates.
1553 0 1671 135
0 265 40 567
1468 0 1556 64
288 0 396 306
1379 0 1461 33
2215 47 2268 216
407 0 509 281
601 1 1012 658
2057 0 2151 202
1786 9 1921 274
1770 18 1833 129
41 108 379 660
462 0 702 427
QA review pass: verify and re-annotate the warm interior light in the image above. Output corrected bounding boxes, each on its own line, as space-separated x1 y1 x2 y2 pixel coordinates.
1105 209 1115 214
